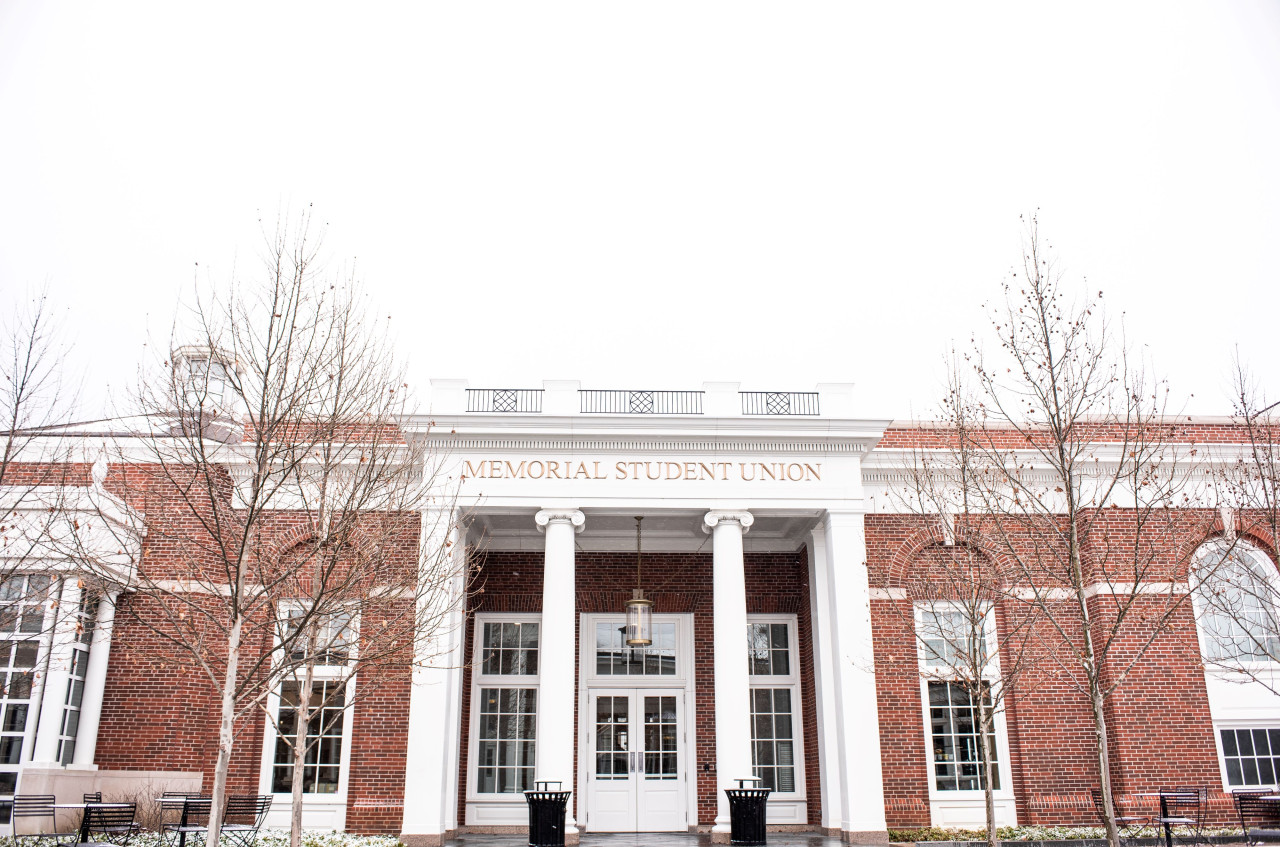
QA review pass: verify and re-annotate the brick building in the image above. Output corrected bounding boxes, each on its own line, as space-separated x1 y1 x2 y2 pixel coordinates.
2 380 1276 845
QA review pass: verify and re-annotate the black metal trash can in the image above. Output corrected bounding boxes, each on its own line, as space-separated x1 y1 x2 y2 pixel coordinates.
524 781 571 847
725 778 771 846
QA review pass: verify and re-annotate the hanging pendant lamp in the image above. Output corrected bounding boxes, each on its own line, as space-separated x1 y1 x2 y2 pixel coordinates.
625 516 654 646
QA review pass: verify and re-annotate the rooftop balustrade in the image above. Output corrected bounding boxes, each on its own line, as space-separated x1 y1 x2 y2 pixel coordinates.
438 381 850 418
466 388 544 413
579 390 704 415
740 391 820 416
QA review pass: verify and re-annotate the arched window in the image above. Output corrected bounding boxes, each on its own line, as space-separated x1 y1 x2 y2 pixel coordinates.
1192 539 1280 663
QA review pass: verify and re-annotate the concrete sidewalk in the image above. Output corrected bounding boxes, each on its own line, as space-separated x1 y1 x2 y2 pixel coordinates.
441 835 849 847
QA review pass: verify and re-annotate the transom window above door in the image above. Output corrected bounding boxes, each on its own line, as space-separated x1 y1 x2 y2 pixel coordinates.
595 621 677 676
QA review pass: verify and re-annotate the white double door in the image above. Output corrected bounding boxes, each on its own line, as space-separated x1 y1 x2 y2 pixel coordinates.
584 688 686 832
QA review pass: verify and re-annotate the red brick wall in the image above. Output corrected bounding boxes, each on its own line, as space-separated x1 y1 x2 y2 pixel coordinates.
865 510 1242 828
95 594 269 793
458 548 820 828
70 450 1280 834
93 465 417 835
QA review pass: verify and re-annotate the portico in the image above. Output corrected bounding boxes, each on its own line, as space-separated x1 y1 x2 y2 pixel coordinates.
398 381 892 846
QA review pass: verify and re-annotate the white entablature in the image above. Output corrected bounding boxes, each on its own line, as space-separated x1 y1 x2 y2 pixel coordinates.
407 380 891 520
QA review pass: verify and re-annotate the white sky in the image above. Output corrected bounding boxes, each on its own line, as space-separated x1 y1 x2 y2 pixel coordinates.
1 2 1277 420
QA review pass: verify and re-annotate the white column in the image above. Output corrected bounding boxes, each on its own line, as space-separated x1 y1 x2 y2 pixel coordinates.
534 508 584 841
703 509 755 843
71 590 119 766
33 576 82 764
439 539 469 835
823 509 889 841
401 509 467 847
806 525 843 833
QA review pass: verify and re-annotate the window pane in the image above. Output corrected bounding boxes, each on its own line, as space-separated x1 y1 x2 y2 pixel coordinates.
1195 543 1280 661
595 620 676 676
750 687 797 795
1221 727 1280 787
479 621 540 677
272 681 346 795
475 687 537 793
3 705 26 733
747 622 791 677
927 681 998 792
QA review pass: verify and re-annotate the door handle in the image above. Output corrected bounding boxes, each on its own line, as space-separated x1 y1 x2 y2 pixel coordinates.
630 752 636 773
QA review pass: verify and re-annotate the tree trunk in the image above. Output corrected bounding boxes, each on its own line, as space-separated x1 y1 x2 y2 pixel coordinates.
979 694 998 847
1090 678 1120 847
290 664 316 847
207 613 243 846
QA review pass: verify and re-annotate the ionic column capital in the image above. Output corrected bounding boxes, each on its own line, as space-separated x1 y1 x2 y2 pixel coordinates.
535 508 585 533
702 509 754 534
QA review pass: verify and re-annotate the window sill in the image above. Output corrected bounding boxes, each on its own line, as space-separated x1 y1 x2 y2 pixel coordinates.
269 793 347 803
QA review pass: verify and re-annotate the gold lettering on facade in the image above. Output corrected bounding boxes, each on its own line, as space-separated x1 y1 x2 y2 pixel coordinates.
462 458 823 482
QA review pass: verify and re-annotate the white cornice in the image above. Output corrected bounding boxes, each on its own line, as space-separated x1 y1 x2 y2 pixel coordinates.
407 412 890 445
871 582 1190 601
421 434 871 455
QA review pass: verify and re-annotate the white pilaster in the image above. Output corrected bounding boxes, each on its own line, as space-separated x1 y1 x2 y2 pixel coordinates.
71 590 119 766
823 509 889 841
703 509 755 842
33 576 83 764
535 508 585 841
401 509 467 847
806 525 843 833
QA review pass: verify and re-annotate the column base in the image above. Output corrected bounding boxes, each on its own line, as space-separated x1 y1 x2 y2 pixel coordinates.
839 829 891 845
711 821 733 844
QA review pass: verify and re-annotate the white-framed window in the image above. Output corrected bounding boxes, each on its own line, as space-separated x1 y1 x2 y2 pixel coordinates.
468 614 541 799
1191 539 1280 664
919 606 988 671
56 591 96 765
594 619 677 677
0 574 52 825
746 614 805 798
259 605 356 802
927 681 999 791
914 603 1013 799
1217 726 1280 788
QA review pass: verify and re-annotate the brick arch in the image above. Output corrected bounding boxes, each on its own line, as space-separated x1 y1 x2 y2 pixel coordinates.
1240 528 1280 565
1184 525 1280 577
266 524 384 566
883 520 1009 590
1196 510 1278 562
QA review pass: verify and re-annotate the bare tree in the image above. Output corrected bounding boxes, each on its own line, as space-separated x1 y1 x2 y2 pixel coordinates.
1190 358 1280 690
261 453 463 847
0 288 78 630
957 217 1212 847
879 361 1039 847
69 214 466 846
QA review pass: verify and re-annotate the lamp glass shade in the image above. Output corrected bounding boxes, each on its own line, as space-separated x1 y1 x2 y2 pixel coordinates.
625 589 653 646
